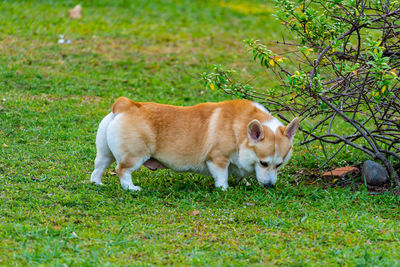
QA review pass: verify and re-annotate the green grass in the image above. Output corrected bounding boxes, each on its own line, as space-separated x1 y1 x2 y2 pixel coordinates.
1 0 400 265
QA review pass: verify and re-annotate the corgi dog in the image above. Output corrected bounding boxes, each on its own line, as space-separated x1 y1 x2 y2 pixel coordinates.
90 97 299 191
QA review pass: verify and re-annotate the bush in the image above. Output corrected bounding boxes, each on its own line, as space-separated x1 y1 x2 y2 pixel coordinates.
203 0 400 185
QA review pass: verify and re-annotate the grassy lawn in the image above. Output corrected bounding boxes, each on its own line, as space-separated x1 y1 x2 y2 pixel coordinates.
1 0 400 265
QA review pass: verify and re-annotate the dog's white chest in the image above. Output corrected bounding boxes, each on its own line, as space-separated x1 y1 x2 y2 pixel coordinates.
228 150 256 178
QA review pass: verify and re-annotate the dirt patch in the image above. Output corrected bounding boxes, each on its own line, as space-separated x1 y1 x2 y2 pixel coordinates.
291 164 400 195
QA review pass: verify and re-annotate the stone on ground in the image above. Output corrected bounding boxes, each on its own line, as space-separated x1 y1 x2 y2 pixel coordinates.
361 160 388 186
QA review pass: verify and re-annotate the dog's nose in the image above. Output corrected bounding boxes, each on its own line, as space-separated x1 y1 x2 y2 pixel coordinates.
264 183 275 188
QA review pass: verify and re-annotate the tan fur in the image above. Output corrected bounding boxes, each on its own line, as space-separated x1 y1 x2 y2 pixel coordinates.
91 97 298 190
113 98 287 172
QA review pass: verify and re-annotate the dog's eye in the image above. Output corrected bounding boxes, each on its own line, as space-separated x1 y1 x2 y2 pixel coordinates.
259 161 269 167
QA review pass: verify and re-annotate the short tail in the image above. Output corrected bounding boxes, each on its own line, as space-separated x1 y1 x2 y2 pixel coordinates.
112 97 141 114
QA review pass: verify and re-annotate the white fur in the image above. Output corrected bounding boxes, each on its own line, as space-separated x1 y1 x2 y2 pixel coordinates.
255 164 277 186
90 113 115 185
208 108 221 138
237 141 258 172
90 113 147 191
264 118 283 133
207 161 228 190
253 102 270 114
119 160 146 191
106 113 124 163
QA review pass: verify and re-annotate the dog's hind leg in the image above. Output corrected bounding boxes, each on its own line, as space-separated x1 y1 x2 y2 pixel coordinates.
91 154 114 185
90 113 116 185
105 114 150 191
116 156 148 191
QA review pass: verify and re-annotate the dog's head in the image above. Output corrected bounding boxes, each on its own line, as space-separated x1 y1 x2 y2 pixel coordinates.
246 117 299 188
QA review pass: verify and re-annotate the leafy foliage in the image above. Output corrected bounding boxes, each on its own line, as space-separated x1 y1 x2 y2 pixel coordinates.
204 0 400 184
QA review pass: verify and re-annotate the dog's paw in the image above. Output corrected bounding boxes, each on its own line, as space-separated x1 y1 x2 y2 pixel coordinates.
122 184 142 191
215 185 229 191
90 180 104 186
129 185 142 191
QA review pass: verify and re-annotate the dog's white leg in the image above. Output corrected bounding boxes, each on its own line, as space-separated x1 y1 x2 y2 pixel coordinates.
207 161 229 190
119 169 142 191
90 113 115 185
90 155 114 185
116 158 147 191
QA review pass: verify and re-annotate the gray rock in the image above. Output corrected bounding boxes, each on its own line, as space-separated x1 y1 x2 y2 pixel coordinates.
361 160 388 186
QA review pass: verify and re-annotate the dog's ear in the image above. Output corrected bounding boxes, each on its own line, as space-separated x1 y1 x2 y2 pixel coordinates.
284 117 300 142
248 119 264 143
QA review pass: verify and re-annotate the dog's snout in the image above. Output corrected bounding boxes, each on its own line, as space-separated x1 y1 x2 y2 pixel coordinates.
263 183 275 188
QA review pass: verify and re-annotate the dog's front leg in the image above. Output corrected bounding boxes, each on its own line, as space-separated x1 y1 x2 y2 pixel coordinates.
206 159 229 190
